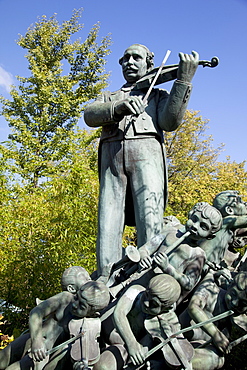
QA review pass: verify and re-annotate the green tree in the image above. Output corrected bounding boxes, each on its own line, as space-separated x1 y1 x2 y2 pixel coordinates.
0 129 100 332
165 110 247 222
0 9 110 187
0 9 111 331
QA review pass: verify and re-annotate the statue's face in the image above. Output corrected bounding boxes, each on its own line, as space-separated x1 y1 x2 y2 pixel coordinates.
230 196 247 216
225 284 247 314
121 45 148 83
71 293 94 318
185 211 213 240
140 290 170 316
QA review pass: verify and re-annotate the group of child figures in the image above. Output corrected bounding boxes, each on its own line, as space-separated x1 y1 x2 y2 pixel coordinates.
1 190 247 370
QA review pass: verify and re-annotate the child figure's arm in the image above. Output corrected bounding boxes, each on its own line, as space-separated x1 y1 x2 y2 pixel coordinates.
153 252 192 290
188 278 229 353
113 285 146 366
138 233 167 260
29 291 72 362
153 251 205 292
138 229 176 270
224 215 247 230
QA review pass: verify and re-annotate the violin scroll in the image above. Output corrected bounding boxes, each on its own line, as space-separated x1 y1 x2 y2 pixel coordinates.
200 57 219 68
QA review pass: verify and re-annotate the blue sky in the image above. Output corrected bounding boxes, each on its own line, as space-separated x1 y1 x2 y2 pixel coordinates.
0 0 246 165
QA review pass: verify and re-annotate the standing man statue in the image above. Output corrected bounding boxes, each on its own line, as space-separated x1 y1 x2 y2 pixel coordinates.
84 44 199 274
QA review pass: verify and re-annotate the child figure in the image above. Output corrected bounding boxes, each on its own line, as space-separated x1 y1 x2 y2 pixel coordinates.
137 202 222 303
199 190 247 267
180 271 247 370
95 274 192 370
0 268 106 370
46 281 110 370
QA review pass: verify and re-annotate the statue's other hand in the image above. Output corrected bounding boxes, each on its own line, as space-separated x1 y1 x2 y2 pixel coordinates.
73 361 85 370
177 51 199 83
213 330 229 354
31 338 47 362
114 96 145 116
153 252 168 272
128 342 146 366
139 256 153 270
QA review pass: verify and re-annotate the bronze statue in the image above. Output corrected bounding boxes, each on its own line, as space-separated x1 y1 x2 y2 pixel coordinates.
0 273 110 370
199 190 247 268
84 44 199 274
180 271 247 370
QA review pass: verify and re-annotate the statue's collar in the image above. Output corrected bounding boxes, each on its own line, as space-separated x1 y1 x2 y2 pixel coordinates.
121 83 136 92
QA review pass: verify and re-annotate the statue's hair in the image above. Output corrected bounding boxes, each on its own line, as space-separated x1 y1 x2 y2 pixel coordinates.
61 266 91 291
119 43 154 70
213 190 240 214
188 202 222 234
234 271 247 292
148 274 181 307
79 281 110 312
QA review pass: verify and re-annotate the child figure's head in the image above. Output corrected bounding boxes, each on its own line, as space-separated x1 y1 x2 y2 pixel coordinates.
225 271 247 314
72 281 110 318
61 266 91 294
213 190 247 217
140 274 181 316
185 202 222 240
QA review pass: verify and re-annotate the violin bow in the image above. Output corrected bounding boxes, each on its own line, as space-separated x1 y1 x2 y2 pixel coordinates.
198 330 247 352
46 331 85 356
142 50 171 105
228 332 247 351
145 310 234 358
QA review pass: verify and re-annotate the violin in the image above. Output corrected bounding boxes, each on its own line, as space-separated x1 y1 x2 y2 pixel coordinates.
144 314 194 369
69 317 101 368
136 57 219 90
160 336 194 369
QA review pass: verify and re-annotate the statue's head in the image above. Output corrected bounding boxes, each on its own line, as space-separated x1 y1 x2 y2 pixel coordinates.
61 266 91 294
72 281 110 318
186 202 222 240
213 190 247 217
140 274 181 316
225 271 247 314
119 44 154 83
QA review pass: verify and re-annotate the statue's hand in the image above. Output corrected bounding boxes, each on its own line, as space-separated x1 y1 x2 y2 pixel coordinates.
177 51 199 83
114 96 146 117
128 341 146 366
73 361 85 370
139 255 153 270
153 252 169 272
31 337 47 362
212 329 229 353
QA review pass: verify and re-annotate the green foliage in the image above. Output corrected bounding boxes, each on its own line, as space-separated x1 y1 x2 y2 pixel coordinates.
0 9 111 187
0 315 14 349
165 110 247 223
0 129 99 332
0 9 109 333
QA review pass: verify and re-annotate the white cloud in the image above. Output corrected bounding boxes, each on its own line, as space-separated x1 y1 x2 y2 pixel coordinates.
0 66 14 93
